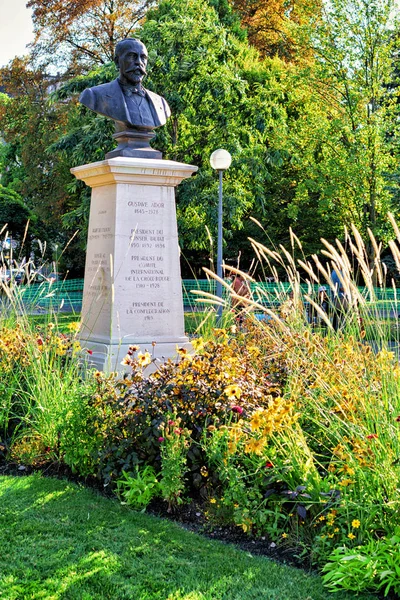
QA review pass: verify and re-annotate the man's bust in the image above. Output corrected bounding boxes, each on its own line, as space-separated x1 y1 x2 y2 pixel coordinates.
79 38 170 158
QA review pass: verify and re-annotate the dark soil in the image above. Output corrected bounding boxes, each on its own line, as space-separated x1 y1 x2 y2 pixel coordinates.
147 496 308 569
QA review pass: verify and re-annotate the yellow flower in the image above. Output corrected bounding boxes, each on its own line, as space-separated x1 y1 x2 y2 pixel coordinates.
282 533 288 539
250 410 264 431
227 441 237 455
341 465 355 476
318 515 326 522
252 438 266 455
224 384 242 400
248 345 261 357
68 321 81 333
137 351 151 367
241 521 252 533
377 349 395 362
245 438 266 456
210 498 217 504
200 466 208 477
72 341 81 354
334 527 339 533
191 337 204 352
351 519 361 529
121 355 132 366
338 478 354 487
348 532 356 540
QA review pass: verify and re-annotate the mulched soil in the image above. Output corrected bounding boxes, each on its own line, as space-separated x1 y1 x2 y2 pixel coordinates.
147 497 307 569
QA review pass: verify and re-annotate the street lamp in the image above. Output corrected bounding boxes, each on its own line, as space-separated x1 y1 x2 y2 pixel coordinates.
210 148 232 324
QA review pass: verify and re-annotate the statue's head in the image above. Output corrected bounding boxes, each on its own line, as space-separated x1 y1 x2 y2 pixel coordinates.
114 38 148 86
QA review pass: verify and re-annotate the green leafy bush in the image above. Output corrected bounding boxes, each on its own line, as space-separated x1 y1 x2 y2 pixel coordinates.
323 535 400 596
117 466 160 511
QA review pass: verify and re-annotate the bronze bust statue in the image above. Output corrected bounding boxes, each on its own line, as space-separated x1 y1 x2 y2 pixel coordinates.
79 39 170 159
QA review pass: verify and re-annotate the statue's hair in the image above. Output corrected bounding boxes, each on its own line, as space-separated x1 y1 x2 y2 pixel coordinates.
114 39 147 65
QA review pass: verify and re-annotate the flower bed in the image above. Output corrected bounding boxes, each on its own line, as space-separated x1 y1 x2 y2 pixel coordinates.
3 229 400 597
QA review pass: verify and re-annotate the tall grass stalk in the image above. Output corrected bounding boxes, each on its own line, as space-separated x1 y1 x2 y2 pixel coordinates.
0 248 90 462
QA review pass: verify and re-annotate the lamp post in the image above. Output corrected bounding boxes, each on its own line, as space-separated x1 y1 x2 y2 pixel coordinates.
210 149 232 324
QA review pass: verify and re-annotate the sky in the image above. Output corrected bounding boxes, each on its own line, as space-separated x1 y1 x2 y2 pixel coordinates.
0 0 34 68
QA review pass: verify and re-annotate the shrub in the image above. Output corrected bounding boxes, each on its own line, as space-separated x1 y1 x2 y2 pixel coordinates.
86 330 284 487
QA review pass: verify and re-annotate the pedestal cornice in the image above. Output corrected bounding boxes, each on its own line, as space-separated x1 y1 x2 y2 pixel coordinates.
71 157 198 188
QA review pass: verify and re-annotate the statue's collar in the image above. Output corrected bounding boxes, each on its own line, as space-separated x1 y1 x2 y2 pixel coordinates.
118 79 146 97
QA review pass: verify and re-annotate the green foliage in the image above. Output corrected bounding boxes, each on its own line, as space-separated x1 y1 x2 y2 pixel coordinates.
141 0 284 251
282 0 400 250
46 0 296 265
59 385 102 477
117 466 160 510
159 418 191 507
323 535 400 596
0 185 36 241
0 0 399 270
0 316 91 464
0 59 76 267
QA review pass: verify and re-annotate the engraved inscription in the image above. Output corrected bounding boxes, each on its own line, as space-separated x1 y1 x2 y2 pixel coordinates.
129 223 168 289
126 301 171 321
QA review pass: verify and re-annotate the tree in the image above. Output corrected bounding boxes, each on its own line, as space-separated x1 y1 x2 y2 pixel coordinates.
231 0 321 61
140 0 294 258
27 0 152 71
0 185 38 261
48 0 350 272
0 185 34 237
282 0 400 265
48 0 296 273
0 58 76 268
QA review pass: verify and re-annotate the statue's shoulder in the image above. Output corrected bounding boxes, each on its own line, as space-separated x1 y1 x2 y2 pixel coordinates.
144 88 171 118
145 88 164 103
81 79 119 99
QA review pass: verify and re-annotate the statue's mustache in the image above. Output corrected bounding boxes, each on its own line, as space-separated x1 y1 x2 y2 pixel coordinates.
126 67 146 76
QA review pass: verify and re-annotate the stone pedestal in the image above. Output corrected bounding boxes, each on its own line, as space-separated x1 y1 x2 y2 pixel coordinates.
70 157 198 372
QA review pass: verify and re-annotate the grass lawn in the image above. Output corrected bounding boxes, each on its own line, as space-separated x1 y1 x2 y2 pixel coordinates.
0 476 374 600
